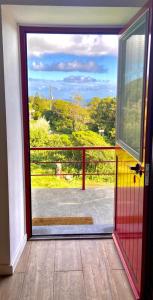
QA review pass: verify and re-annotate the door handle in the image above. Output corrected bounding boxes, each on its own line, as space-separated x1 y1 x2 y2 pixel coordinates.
129 163 143 176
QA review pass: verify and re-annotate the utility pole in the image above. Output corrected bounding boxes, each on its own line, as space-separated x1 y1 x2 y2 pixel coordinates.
49 86 54 110
49 86 54 101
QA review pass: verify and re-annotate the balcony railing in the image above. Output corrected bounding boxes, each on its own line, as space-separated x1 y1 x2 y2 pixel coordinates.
30 146 117 190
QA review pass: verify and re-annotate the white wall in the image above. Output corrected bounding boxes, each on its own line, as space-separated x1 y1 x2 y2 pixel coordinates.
0 5 26 273
0 6 11 270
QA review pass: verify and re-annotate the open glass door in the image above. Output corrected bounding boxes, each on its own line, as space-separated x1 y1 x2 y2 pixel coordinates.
114 8 150 300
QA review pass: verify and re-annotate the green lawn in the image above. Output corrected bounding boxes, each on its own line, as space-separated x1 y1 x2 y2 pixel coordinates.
31 174 115 189
31 161 115 188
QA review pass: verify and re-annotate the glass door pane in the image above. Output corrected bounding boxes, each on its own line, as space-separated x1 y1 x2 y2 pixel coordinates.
117 11 149 161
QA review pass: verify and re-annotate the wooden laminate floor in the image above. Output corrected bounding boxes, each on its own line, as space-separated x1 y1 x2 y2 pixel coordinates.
0 239 134 300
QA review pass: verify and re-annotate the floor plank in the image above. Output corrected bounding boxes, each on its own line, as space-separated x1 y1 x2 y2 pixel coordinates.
55 240 82 271
83 264 112 300
21 270 53 300
80 240 102 267
103 240 123 270
97 239 123 271
0 274 24 300
108 270 134 300
27 241 55 273
54 271 86 300
15 242 32 273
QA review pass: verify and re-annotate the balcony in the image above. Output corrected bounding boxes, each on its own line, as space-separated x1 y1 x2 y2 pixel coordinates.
30 146 116 236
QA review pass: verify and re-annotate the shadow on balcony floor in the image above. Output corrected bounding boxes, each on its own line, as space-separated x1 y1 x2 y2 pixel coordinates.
32 187 114 235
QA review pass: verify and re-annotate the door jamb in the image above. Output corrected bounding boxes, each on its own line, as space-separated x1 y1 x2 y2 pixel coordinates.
19 26 121 239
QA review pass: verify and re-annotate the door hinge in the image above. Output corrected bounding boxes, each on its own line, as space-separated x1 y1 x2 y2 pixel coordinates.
145 163 150 186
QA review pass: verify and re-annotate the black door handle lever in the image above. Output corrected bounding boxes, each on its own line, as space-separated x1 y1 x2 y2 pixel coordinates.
129 163 143 176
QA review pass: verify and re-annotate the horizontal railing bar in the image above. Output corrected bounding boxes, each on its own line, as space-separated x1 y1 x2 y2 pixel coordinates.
86 173 115 175
31 173 115 176
30 146 118 151
87 160 115 163
31 161 82 164
30 146 118 190
31 160 135 164
31 174 80 176
31 160 116 164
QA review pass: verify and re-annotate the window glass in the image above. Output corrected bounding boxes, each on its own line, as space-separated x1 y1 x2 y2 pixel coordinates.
117 12 148 160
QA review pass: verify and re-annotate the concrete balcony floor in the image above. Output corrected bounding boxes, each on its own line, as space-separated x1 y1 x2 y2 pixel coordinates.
32 187 114 235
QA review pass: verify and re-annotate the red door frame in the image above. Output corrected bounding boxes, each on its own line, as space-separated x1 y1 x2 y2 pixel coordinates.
113 1 153 299
19 25 122 239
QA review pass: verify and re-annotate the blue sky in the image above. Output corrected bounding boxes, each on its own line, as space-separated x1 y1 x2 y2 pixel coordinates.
27 34 118 104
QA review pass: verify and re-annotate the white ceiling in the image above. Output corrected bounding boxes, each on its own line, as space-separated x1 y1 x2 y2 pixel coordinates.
2 5 142 26
0 0 146 7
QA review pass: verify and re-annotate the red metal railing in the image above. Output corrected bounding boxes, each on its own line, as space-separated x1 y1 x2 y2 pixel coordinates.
30 146 117 190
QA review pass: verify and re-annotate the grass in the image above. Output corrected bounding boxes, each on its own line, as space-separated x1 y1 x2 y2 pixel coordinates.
31 169 144 189
31 175 115 188
31 159 115 188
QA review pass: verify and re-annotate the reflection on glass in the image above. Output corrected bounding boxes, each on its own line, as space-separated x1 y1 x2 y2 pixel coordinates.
118 13 148 160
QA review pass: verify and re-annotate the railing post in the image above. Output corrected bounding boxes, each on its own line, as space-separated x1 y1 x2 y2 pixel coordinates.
82 148 86 190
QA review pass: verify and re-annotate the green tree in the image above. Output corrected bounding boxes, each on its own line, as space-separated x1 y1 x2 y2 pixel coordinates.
30 118 51 147
88 97 101 112
29 96 52 120
87 97 101 131
89 97 116 144
43 99 89 133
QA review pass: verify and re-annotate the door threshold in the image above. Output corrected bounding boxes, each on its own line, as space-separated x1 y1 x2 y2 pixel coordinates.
32 224 113 236
30 233 112 240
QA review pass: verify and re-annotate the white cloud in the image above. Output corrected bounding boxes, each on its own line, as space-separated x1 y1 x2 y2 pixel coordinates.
31 60 107 73
31 61 44 70
27 34 118 57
